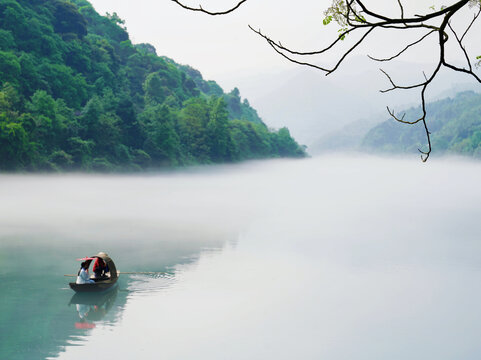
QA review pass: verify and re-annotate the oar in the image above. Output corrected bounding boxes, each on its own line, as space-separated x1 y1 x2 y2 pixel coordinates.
64 271 169 277
117 271 169 275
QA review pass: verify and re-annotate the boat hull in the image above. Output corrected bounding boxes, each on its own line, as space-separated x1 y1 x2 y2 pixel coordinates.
69 278 118 293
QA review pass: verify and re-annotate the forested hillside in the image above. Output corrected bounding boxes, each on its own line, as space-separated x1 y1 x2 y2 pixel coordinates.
0 0 305 171
361 91 481 158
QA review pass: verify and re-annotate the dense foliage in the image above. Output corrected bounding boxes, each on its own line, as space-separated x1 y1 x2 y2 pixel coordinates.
361 91 481 158
0 0 305 171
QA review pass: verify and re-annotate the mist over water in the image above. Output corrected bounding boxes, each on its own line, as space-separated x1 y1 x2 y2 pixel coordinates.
2 155 481 359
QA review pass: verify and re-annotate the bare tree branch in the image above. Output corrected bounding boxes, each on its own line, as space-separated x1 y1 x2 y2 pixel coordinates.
247 26 331 72
326 27 374 74
443 61 481 81
379 68 435 92
461 7 481 42
397 0 405 19
177 0 481 160
171 0 247 15
368 30 436 62
387 107 422 125
418 87 432 162
248 25 364 57
355 0 391 21
448 22 473 71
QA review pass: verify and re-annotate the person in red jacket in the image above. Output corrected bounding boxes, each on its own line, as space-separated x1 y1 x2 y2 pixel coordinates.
92 257 107 279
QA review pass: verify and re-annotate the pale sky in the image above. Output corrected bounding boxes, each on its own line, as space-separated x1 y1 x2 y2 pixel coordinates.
87 0 479 89
88 0 331 78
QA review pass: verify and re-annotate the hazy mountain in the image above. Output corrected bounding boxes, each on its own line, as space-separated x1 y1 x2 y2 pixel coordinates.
227 56 480 147
309 114 385 154
361 91 481 158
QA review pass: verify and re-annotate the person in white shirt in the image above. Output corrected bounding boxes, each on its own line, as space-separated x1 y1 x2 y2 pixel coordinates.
76 262 95 284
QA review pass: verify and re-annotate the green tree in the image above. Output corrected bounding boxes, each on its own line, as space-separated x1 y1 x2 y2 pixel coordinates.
273 127 305 157
27 90 61 155
66 136 94 168
0 84 30 169
52 0 87 39
207 97 233 162
94 113 122 157
140 104 181 166
143 72 167 105
179 98 210 162
0 50 20 85
0 29 15 50
116 96 143 148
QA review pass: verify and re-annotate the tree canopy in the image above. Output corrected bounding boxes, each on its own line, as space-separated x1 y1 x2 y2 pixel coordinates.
0 0 305 171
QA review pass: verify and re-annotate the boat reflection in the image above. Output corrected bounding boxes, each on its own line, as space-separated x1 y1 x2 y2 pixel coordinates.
69 287 119 329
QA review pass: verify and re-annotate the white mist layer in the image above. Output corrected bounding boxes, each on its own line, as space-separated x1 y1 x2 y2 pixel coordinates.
4 155 481 360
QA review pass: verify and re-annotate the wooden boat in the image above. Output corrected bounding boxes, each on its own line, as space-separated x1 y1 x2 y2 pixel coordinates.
69 252 119 293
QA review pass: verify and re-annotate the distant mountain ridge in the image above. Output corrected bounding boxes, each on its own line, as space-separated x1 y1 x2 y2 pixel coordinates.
231 57 480 146
0 0 305 171
310 91 481 159
361 91 481 158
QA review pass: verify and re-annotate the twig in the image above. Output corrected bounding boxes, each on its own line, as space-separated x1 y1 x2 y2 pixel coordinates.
368 30 436 62
397 0 405 19
171 0 247 15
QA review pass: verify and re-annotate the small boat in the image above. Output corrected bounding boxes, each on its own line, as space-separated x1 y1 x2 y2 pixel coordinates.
69 252 119 293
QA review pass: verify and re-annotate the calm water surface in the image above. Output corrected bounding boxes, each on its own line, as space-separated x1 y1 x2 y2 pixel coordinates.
1 155 481 360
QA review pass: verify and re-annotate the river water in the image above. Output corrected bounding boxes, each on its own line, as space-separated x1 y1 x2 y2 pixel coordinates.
1 155 481 360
